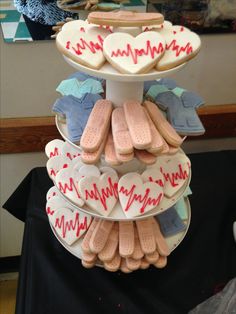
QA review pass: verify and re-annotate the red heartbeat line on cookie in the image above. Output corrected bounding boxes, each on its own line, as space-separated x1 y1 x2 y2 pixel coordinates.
49 147 60 158
119 185 163 214
160 163 190 187
54 213 90 238
66 35 104 55
46 206 55 216
166 40 193 57
84 177 118 211
57 177 81 199
111 40 164 64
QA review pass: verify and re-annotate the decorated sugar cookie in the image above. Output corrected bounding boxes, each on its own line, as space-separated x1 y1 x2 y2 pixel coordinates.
141 168 165 188
78 171 119 217
56 24 110 69
55 165 84 207
103 31 165 74
61 141 82 160
156 28 201 70
46 196 68 217
143 20 172 32
46 155 71 180
49 206 92 245
46 186 59 201
118 172 164 218
45 139 65 159
149 152 191 197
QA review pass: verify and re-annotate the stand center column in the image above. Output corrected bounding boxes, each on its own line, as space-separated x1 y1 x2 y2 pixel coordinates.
106 80 144 107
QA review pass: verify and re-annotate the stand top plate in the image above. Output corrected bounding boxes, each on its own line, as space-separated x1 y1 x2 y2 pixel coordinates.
64 56 186 82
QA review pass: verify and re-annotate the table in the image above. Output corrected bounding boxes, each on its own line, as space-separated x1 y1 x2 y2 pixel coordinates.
3 150 236 314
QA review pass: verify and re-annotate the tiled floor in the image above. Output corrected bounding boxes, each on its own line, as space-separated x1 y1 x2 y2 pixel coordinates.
0 0 32 42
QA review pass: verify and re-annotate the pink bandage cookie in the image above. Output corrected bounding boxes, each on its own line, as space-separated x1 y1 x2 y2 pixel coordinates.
98 223 119 262
131 226 144 260
143 100 183 147
89 219 114 253
103 249 121 272
88 11 164 27
81 218 100 253
80 99 113 153
123 100 152 150
152 218 170 257
112 107 133 155
136 219 156 254
119 221 135 258
134 149 156 165
104 130 122 166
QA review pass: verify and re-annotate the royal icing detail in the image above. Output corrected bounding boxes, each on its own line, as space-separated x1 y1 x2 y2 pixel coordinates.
149 153 191 197
78 172 119 216
46 186 59 201
118 173 164 218
46 196 68 217
48 206 92 245
61 142 82 160
45 139 65 159
56 25 110 69
156 28 201 70
141 168 165 188
55 166 84 207
103 31 165 74
46 155 70 180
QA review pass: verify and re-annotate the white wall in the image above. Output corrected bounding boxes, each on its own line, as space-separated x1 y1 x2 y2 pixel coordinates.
0 32 236 257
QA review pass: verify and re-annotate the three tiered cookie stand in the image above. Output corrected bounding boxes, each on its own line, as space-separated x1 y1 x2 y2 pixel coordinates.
48 17 193 269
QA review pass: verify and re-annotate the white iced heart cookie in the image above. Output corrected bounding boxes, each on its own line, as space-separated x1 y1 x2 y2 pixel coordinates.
103 31 165 74
56 24 110 69
78 171 119 217
153 153 191 197
45 139 65 158
156 28 201 70
61 20 90 32
118 172 164 218
46 196 68 216
55 165 84 207
62 142 82 160
49 207 92 245
46 155 71 180
46 186 59 201
141 168 165 188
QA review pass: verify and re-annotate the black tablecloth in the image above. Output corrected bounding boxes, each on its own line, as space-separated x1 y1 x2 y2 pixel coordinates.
3 151 236 314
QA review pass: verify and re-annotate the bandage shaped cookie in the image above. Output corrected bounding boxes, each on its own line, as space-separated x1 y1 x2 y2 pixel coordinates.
104 130 122 166
103 32 165 74
136 219 156 254
112 107 133 154
98 222 119 262
78 171 119 217
119 221 135 257
89 219 114 253
145 250 159 264
154 153 191 197
103 249 121 272
156 28 201 71
56 23 110 69
152 218 170 257
115 150 134 163
80 99 113 153
118 173 164 218
81 218 100 253
126 257 141 271
153 255 167 268
143 107 164 154
131 226 144 260
45 139 65 158
124 100 152 150
88 11 164 27
55 165 84 207
50 207 92 245
143 101 183 147
134 149 156 165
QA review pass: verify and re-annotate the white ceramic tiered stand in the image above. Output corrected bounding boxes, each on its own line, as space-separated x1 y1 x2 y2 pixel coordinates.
51 25 191 261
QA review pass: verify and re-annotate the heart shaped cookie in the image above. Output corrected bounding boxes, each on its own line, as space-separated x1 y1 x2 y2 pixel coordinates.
62 142 82 160
78 171 119 217
103 31 165 74
141 168 165 188
154 153 191 197
156 28 201 70
118 173 164 218
49 207 92 245
46 155 71 180
45 139 65 158
56 24 110 69
46 186 59 201
55 166 84 207
46 196 68 216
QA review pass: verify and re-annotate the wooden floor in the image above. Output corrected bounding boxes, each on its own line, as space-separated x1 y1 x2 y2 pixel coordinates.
0 280 17 314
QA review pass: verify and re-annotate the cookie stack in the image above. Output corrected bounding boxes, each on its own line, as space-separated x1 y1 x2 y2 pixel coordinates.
44 11 204 272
